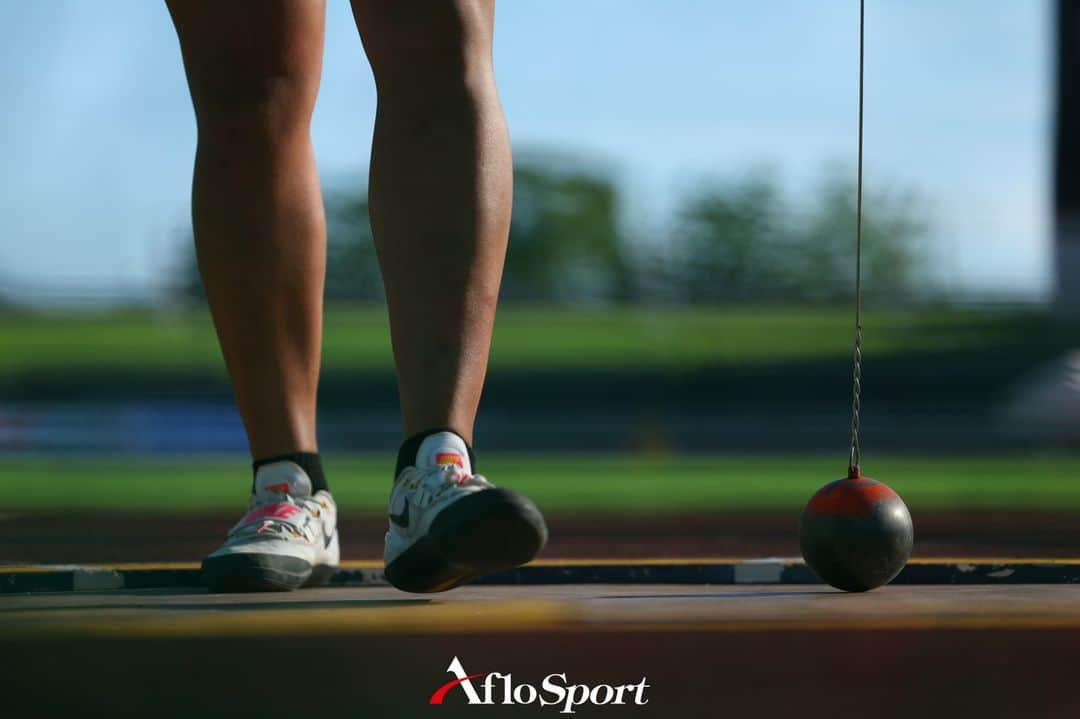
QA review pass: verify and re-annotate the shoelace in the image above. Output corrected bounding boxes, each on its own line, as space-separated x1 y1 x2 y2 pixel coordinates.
231 493 328 543
404 465 491 510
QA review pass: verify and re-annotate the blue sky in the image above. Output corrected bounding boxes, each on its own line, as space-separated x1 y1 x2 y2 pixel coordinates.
0 1 1052 302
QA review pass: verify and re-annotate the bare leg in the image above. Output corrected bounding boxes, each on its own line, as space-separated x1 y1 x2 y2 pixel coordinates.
352 5 548 593
167 0 327 459
350 0 512 444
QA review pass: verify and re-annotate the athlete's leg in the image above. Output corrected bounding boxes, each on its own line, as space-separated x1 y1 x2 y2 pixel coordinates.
350 0 512 443
167 0 327 460
168 2 337 592
350 1 545 594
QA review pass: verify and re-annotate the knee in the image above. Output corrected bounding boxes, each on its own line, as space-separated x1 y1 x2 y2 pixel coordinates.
189 70 317 147
361 0 494 93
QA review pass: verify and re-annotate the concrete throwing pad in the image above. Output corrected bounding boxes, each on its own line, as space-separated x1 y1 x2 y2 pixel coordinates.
4 583 1080 638
4 583 1080 717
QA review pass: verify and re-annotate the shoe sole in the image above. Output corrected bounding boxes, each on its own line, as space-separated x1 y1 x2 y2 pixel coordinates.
202 553 336 593
384 488 549 594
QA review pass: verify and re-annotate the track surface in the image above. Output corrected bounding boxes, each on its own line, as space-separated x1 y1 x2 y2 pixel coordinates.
6 509 1080 563
2 583 1079 717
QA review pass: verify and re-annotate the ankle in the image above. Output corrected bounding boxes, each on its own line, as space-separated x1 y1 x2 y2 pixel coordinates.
252 452 329 494
395 428 476 478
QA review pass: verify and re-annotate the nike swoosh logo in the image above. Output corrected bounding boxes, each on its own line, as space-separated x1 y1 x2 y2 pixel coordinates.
389 497 410 528
324 528 335 549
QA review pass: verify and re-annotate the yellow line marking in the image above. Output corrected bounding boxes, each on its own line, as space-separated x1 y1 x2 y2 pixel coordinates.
584 616 1080 633
907 558 1080 565
3 557 1080 575
0 600 578 639
4 606 1080 639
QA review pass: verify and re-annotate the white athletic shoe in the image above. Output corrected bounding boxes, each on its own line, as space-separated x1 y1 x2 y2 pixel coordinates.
202 461 339 592
384 432 548 593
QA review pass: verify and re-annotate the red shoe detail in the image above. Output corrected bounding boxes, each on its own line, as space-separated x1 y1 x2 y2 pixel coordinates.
240 502 302 525
436 452 465 468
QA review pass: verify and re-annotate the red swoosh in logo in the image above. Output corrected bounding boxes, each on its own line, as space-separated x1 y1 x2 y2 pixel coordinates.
429 672 490 705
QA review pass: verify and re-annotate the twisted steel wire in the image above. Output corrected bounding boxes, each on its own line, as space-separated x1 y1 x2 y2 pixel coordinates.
848 0 865 477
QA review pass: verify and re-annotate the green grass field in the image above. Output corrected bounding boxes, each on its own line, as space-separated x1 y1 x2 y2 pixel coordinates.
0 304 1062 374
5 306 1076 514
6 454 1080 512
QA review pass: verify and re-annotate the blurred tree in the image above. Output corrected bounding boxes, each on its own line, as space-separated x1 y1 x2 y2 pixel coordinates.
288 156 631 304
504 155 631 303
668 169 928 302
169 226 205 304
321 156 632 303
670 171 798 302
171 158 928 307
797 172 927 301
323 189 384 302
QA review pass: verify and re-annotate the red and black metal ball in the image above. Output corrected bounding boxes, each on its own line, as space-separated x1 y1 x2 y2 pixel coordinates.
799 470 913 592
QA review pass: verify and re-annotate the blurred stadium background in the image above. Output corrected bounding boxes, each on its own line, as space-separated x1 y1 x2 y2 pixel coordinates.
0 1 1077 536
